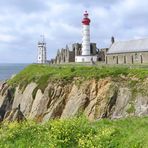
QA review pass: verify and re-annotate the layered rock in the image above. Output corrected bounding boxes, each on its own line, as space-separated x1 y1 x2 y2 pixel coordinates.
0 77 148 122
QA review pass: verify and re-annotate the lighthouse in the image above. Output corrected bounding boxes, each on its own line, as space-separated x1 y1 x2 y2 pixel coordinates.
82 11 91 56
75 11 97 62
37 35 47 64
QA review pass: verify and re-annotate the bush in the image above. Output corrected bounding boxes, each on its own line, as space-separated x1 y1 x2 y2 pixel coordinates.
0 116 148 147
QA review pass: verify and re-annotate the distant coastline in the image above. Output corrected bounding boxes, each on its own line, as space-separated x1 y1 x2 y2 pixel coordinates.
0 63 29 81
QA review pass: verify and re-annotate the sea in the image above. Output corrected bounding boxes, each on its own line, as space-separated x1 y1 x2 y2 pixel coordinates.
0 63 29 81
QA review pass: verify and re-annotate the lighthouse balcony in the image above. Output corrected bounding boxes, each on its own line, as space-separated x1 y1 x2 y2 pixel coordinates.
75 55 97 63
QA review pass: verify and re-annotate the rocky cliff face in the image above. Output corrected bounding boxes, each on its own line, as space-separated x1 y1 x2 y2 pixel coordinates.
0 77 148 122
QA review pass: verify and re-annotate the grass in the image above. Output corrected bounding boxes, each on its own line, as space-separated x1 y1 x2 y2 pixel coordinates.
126 103 136 114
8 64 148 91
0 116 148 147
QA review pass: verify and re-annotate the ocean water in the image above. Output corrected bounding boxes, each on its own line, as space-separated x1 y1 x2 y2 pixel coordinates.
0 63 29 81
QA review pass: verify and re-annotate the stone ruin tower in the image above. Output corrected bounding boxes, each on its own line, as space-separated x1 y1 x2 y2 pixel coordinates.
37 35 47 64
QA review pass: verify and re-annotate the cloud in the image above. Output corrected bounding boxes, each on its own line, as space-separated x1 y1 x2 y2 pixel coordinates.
0 0 148 63
0 34 17 43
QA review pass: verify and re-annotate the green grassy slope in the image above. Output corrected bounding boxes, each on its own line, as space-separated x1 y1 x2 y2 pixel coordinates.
8 64 148 90
0 116 148 148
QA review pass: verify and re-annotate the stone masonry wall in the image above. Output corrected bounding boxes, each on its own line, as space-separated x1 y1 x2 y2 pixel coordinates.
106 51 148 64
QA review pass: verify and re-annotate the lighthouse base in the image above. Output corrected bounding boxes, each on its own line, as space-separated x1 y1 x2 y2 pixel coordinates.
75 55 97 63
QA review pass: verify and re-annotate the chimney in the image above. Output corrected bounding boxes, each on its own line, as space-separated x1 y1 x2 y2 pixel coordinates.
111 36 115 44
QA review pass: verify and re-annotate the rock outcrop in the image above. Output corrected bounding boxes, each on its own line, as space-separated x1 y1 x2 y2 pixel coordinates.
4 104 26 122
0 77 148 122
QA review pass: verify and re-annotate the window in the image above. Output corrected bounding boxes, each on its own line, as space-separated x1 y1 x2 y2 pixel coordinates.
131 55 134 64
116 56 118 64
98 57 102 61
140 54 143 63
124 56 126 64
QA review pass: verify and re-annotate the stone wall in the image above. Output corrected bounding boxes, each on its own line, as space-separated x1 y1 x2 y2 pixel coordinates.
98 48 108 61
55 49 75 64
90 43 97 55
72 43 82 56
69 51 75 62
106 51 148 64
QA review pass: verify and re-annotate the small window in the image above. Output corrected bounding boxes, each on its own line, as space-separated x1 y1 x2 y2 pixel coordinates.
131 55 134 64
116 56 118 64
124 56 126 64
98 57 102 61
140 54 143 63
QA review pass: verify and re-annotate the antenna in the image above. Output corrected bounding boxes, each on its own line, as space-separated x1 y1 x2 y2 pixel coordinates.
40 35 45 43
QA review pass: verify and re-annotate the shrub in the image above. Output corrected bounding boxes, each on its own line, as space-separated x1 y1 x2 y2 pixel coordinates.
0 116 148 147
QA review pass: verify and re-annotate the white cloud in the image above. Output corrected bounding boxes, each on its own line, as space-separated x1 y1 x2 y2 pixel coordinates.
0 0 148 62
0 34 17 42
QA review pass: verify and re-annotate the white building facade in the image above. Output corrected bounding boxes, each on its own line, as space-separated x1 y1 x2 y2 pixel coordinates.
37 40 47 64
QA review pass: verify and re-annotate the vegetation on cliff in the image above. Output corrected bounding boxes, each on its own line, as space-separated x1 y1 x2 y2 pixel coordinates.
0 116 148 147
8 64 148 91
2 66 148 147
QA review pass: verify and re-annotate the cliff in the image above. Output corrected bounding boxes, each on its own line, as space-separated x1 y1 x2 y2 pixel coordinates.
0 64 148 122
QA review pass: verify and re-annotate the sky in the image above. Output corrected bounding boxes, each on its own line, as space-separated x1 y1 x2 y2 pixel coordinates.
0 0 148 63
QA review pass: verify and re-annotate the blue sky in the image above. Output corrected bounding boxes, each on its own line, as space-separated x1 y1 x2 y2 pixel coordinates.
0 0 148 63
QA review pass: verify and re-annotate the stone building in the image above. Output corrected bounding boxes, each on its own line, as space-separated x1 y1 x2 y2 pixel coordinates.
54 43 100 64
98 48 108 61
106 38 148 64
55 45 75 64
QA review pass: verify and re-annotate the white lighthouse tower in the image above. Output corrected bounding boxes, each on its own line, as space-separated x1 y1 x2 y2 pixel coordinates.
75 11 97 62
37 35 47 64
82 11 91 56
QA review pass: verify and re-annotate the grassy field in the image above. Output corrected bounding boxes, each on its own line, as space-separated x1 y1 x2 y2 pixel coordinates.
0 116 148 148
4 65 148 147
8 64 148 91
